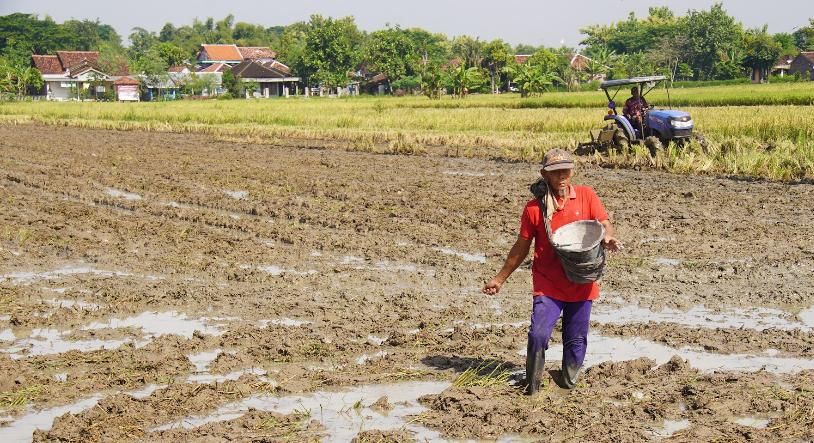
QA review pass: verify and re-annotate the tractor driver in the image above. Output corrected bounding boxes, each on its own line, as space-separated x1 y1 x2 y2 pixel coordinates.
622 86 649 128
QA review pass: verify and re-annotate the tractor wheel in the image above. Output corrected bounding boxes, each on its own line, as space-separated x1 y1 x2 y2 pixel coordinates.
644 136 663 157
613 129 630 152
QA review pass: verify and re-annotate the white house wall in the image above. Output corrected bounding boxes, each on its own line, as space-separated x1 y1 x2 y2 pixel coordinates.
47 81 73 101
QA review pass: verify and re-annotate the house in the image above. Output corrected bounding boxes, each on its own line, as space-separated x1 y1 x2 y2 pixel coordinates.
514 54 531 64
230 59 300 98
113 76 140 101
196 44 278 67
771 55 796 77
788 52 814 80
31 51 111 100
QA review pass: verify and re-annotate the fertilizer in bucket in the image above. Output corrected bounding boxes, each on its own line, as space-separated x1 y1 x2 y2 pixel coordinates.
551 220 606 283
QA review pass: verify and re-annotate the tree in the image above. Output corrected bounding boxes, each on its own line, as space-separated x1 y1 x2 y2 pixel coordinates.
222 69 239 96
301 15 362 90
793 18 814 51
419 62 443 99
685 3 744 79
444 64 484 97
504 63 561 97
450 35 483 68
362 26 416 92
2 63 44 98
154 42 187 66
128 27 157 60
97 42 129 75
482 39 512 93
743 28 782 82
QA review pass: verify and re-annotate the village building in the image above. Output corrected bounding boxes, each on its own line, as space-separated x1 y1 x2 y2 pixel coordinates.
31 51 111 100
771 55 796 77
195 44 277 67
230 59 300 98
788 52 814 80
113 76 140 101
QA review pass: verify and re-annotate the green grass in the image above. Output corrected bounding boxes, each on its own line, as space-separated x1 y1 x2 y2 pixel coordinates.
1 81 813 180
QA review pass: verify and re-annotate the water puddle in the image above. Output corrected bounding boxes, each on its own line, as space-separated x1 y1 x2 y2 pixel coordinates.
105 188 142 201
434 247 486 264
166 201 191 209
367 335 387 346
83 311 225 339
258 265 318 276
0 265 132 285
356 351 388 365
650 419 691 437
593 302 810 331
224 190 248 200
258 318 312 328
150 380 451 442
0 329 14 341
186 368 267 384
518 333 814 373
733 416 770 428
654 257 681 267
798 306 814 328
2 328 135 359
0 384 162 442
188 349 222 372
43 299 102 311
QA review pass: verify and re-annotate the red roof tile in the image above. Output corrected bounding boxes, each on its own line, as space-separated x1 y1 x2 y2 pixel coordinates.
798 52 814 64
168 65 188 73
32 55 63 74
198 63 230 73
514 55 531 64
237 47 277 60
200 44 243 62
114 76 140 85
56 51 99 70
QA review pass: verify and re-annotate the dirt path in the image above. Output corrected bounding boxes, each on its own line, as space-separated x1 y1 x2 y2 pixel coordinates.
0 123 812 441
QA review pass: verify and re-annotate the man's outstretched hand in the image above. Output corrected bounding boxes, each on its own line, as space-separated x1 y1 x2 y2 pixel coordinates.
603 235 623 252
482 277 503 295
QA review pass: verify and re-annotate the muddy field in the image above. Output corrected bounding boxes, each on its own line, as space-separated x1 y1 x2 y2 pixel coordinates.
1 123 813 442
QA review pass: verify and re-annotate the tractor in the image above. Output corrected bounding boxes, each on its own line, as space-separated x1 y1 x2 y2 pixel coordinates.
578 75 705 155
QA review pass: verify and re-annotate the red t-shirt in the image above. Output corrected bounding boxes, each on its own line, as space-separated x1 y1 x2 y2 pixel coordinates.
519 185 609 302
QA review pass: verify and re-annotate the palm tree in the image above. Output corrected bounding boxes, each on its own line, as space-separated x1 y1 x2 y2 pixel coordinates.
10 65 43 99
444 64 484 98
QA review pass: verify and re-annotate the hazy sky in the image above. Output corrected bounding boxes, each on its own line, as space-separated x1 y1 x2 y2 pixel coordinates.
2 0 811 47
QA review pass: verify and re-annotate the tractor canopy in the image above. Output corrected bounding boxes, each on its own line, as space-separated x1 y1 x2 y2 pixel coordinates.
600 75 667 91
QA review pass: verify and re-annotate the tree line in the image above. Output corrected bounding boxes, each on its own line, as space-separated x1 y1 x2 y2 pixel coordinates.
1 4 813 98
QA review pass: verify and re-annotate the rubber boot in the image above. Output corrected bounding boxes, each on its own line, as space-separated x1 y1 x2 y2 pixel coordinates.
525 347 544 395
561 363 581 390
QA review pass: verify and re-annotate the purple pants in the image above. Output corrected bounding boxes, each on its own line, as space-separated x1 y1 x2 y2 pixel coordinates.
527 296 592 374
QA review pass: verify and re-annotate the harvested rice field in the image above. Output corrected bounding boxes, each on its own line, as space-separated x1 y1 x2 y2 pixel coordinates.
1 123 813 442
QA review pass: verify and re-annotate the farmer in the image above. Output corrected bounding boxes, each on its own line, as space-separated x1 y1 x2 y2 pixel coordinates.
622 86 649 128
482 149 620 394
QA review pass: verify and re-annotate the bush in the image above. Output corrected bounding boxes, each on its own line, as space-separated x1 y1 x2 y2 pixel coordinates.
217 92 234 100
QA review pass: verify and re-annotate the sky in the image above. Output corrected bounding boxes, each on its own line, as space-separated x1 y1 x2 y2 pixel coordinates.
2 0 811 48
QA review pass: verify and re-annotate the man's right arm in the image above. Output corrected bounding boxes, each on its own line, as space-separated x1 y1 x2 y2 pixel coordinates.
482 236 532 295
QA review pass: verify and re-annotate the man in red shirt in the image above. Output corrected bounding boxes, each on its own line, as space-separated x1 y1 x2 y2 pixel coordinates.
622 86 649 128
483 149 620 394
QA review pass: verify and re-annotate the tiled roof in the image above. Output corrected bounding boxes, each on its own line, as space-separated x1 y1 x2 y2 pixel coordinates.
114 76 140 85
56 51 99 70
168 65 188 73
32 55 63 74
198 62 229 73
514 54 531 64
200 44 243 62
369 73 387 83
237 47 277 60
231 60 294 79
797 52 814 64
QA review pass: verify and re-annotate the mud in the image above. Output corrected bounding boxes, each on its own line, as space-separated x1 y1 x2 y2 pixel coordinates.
0 123 813 441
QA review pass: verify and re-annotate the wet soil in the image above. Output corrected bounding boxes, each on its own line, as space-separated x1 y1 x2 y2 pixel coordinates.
1 123 813 441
